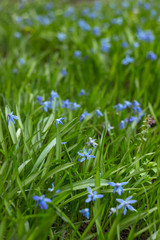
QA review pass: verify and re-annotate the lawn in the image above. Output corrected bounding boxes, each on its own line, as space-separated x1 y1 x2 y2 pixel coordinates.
0 0 160 239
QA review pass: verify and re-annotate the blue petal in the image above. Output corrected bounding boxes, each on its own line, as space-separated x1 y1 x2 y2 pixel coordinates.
87 186 92 194
123 206 127 215
44 198 52 202
85 197 91 203
127 205 135 211
40 200 48 210
116 198 124 204
108 182 116 187
96 194 103 199
33 196 40 201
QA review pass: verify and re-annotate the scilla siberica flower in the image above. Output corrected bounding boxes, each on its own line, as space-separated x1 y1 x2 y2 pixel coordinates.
123 101 132 109
87 137 98 148
121 55 134 65
61 69 67 77
57 32 66 42
33 195 52 210
79 89 86 96
101 38 111 53
8 112 18 125
137 29 155 42
19 58 25 65
62 99 71 109
114 103 124 112
43 101 52 112
146 51 157 61
128 116 138 124
116 196 137 215
108 182 128 195
74 50 81 58
56 117 65 127
79 111 90 121
93 26 101 36
96 109 103 117
50 90 59 101
78 19 91 31
37 96 43 105
77 148 95 162
79 208 90 219
72 102 81 110
85 186 103 202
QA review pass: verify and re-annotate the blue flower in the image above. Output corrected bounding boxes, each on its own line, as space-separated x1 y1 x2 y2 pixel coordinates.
116 196 137 215
79 208 90 219
64 7 74 17
121 42 128 48
14 32 21 38
85 186 103 203
101 38 111 53
78 19 91 31
48 183 61 199
108 182 128 195
36 15 51 26
72 102 81 110
43 101 52 112
57 33 66 42
13 68 18 74
111 17 123 25
114 103 124 112
77 148 95 162
87 137 98 148
61 69 67 76
122 55 134 65
93 26 101 36
119 120 125 129
137 29 155 42
62 99 71 109
107 123 114 132
79 89 86 96
146 51 157 61
8 112 18 125
19 58 25 65
123 101 132 109
50 90 59 101
133 42 139 48
37 96 43 105
128 116 138 124
33 195 52 210
79 111 90 121
74 50 81 58
96 109 103 117
56 117 65 127
45 2 53 11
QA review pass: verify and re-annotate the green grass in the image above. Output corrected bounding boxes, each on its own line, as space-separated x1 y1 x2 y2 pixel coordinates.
0 0 160 239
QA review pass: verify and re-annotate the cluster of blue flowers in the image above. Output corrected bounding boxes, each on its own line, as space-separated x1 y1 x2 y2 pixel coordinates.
114 100 144 130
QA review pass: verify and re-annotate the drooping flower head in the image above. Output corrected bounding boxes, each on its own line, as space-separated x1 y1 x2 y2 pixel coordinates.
56 117 65 127
108 182 128 195
79 208 90 219
8 112 18 125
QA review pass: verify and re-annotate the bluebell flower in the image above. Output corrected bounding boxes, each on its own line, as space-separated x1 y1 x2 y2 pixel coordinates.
64 7 74 17
16 16 22 23
79 89 86 96
79 111 90 121
150 10 157 16
96 109 103 117
57 33 66 42
45 2 53 11
101 38 111 53
85 186 103 202
107 123 114 132
121 42 128 48
122 1 129 8
43 101 52 112
137 29 155 42
8 112 18 125
133 42 139 48
146 51 157 61
111 17 123 25
62 99 71 109
78 19 91 31
79 208 90 219
19 58 25 65
36 15 51 26
94 1 101 11
74 50 81 58
37 95 43 105
61 69 67 76
14 32 21 38
114 103 124 112
77 148 95 162
122 55 134 65
113 35 120 42
33 195 52 210
144 3 150 10
119 120 125 129
50 91 59 101
123 101 132 109
93 26 101 36
48 183 61 195
128 116 138 124
116 196 137 215
56 117 65 127
87 137 98 148
13 68 18 74
82 7 90 16
72 102 81 110
133 100 140 107
108 182 128 195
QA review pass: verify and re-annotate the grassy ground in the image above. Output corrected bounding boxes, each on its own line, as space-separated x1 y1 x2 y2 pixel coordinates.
0 0 160 239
